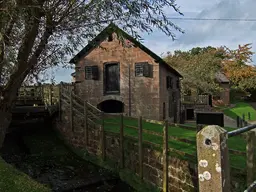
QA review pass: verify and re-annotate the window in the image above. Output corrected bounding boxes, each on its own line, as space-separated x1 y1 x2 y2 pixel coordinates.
85 66 99 80
166 76 173 89
169 95 173 118
135 62 153 77
108 34 113 42
104 63 120 94
176 79 180 89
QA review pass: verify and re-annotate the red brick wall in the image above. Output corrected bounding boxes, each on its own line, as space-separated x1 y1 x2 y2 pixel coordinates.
74 33 179 120
159 65 181 122
220 83 230 105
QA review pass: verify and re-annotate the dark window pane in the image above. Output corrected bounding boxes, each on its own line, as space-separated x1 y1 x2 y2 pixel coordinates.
91 66 99 80
143 63 150 77
176 79 180 89
105 63 120 93
85 66 92 79
135 63 143 76
166 76 170 89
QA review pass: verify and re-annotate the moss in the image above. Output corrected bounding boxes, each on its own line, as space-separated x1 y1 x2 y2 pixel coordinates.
0 157 50 192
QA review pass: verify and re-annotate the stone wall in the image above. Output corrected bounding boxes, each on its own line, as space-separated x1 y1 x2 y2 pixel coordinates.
55 99 198 192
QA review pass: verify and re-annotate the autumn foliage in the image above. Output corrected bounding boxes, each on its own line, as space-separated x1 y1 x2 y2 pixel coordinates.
165 44 256 97
221 44 256 90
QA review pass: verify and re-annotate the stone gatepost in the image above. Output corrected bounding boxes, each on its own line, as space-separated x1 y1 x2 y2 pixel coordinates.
197 125 230 192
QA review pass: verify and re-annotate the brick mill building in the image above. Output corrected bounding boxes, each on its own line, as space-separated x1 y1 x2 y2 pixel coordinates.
70 24 182 122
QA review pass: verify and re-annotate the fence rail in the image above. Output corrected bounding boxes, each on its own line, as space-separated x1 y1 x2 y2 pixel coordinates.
58 83 253 192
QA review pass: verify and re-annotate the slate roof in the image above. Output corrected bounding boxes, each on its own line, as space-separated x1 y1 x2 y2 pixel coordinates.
215 72 229 83
69 23 182 78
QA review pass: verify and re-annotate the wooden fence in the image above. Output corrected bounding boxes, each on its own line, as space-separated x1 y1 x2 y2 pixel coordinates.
59 83 200 191
17 84 61 106
59 83 252 191
182 95 210 105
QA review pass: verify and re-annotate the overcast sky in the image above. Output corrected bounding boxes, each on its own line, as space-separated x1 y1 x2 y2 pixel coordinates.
53 0 256 82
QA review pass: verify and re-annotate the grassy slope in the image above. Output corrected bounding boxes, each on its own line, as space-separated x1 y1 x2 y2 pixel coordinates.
222 102 256 121
104 116 246 169
0 157 50 192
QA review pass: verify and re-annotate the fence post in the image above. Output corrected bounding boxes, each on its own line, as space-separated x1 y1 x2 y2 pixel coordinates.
239 117 243 128
84 100 88 146
41 85 44 103
236 116 240 128
138 116 143 180
120 114 124 169
50 84 53 105
197 125 230 192
70 90 73 131
163 120 169 192
243 114 246 127
248 112 251 121
58 84 61 121
246 130 256 186
100 112 106 161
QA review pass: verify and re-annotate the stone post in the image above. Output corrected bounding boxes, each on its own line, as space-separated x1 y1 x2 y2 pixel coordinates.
197 125 230 192
246 130 256 186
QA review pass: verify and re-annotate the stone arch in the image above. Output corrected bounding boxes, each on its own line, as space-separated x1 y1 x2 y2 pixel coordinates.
97 99 124 113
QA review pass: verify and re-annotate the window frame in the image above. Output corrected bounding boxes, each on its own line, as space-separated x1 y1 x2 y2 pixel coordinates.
135 62 153 78
166 76 173 89
85 65 99 80
103 62 120 95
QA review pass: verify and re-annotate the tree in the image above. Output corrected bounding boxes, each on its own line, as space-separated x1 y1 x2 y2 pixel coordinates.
221 43 256 91
165 47 223 95
0 0 184 147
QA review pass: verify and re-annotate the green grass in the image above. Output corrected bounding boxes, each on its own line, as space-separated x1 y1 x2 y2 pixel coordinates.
223 102 256 121
103 115 247 170
0 157 50 192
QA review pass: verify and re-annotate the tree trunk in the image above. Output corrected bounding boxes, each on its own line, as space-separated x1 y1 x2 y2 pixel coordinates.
0 109 11 148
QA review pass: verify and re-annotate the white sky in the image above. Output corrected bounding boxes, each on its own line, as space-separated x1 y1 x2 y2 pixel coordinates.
53 0 256 82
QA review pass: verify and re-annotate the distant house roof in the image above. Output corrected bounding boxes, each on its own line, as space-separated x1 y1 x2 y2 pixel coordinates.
215 72 229 83
69 23 182 78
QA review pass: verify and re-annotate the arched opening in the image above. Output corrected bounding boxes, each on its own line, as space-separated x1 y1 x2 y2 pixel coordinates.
97 100 124 113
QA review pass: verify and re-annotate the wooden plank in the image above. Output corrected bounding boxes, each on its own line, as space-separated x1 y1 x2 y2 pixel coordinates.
138 116 143 180
143 129 163 137
72 92 83 102
87 109 101 120
163 120 168 192
87 117 98 125
120 114 124 169
168 135 195 145
72 98 84 110
87 102 101 112
101 112 106 161
61 98 69 106
73 107 84 117
247 130 256 187
229 149 246 156
58 84 61 121
84 100 88 146
124 124 139 130
62 91 70 101
50 84 52 105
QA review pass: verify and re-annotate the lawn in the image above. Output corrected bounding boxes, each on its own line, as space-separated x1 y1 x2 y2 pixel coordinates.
103 115 247 170
0 157 50 192
222 102 256 121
